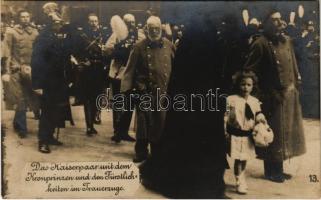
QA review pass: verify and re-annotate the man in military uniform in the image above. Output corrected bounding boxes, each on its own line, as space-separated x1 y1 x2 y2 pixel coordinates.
70 13 109 136
2 10 40 138
105 14 145 143
121 16 175 162
243 11 306 183
296 20 320 118
31 16 72 153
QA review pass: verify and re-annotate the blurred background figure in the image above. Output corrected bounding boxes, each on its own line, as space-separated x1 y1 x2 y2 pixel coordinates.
216 14 249 94
297 19 320 118
2 10 40 138
105 14 145 143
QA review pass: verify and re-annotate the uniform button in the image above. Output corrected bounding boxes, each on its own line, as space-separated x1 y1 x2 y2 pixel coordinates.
165 64 168 66
148 63 152 67
164 73 168 76
149 72 152 76
147 46 150 49
276 60 280 64
273 50 276 53
147 54 151 58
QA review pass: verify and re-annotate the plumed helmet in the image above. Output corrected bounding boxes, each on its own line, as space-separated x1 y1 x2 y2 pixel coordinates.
110 15 128 41
123 14 135 22
42 2 58 15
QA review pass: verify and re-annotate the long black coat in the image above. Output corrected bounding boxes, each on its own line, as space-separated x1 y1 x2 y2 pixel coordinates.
31 28 71 128
139 25 228 198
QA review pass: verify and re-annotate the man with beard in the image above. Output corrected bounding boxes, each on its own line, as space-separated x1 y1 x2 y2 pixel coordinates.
2 10 40 138
243 11 306 182
70 13 109 136
105 14 145 143
31 16 72 153
121 16 174 162
137 14 227 198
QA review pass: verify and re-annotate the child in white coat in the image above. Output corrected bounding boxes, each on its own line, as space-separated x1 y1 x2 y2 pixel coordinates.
225 71 266 194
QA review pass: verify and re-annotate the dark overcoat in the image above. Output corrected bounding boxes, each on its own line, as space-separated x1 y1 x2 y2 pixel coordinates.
121 38 175 142
69 27 109 102
244 34 306 162
31 27 71 128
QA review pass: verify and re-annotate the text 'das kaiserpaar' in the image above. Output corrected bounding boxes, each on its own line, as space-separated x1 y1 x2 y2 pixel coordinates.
22 161 140 198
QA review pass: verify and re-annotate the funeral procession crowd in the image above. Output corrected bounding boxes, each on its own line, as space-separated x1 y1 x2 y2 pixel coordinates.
0 2 319 198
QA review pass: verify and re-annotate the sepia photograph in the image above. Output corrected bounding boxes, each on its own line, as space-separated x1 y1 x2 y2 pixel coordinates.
0 0 320 199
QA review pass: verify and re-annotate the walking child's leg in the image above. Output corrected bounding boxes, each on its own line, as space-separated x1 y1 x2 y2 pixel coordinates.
241 160 247 171
234 159 242 176
235 159 248 194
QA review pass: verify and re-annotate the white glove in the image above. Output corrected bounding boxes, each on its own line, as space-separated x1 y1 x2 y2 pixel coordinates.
2 74 10 82
34 89 43 95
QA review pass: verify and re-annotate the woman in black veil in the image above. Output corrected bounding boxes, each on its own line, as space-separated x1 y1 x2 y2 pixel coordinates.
139 14 228 198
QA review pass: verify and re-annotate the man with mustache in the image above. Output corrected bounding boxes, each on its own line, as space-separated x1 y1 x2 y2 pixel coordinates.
121 16 175 162
31 14 72 153
243 10 306 183
2 10 40 138
70 13 110 136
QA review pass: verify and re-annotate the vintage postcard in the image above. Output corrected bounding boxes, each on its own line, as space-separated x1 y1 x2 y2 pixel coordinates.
1 0 320 199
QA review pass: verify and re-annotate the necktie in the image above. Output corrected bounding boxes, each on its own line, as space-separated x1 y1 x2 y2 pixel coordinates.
245 102 254 120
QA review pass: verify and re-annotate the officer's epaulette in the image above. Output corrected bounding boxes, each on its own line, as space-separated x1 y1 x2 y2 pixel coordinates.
13 24 22 29
102 26 108 30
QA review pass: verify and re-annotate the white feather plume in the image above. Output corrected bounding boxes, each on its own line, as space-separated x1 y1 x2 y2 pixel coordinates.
298 5 304 18
110 15 128 41
242 9 249 26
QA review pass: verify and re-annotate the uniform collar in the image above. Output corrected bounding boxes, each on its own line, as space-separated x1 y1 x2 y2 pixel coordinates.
147 38 164 48
85 26 101 33
14 24 35 35
264 31 286 45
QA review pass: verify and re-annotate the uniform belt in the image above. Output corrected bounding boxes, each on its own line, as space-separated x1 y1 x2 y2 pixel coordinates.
226 125 252 137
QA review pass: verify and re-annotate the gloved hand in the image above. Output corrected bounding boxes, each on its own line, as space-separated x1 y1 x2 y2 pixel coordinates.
1 74 10 82
34 89 43 95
